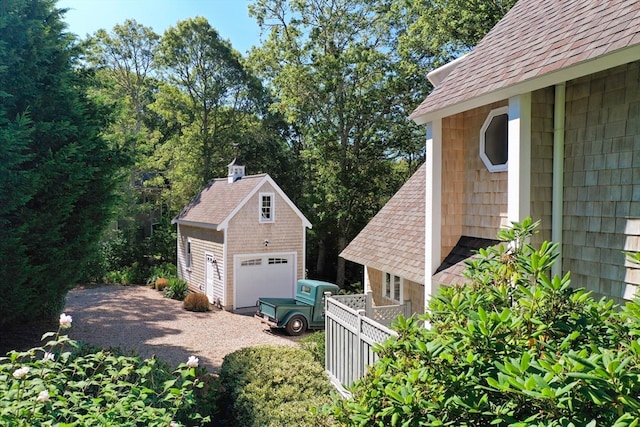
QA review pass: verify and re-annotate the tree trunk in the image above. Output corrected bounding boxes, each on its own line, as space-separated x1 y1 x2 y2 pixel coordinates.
335 235 347 288
315 238 326 278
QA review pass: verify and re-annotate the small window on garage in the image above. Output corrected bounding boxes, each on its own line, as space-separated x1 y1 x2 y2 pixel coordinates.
268 258 288 264
260 193 275 223
480 107 508 172
185 240 192 269
241 258 262 266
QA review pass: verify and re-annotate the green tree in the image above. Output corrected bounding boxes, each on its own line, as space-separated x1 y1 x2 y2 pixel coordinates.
249 0 424 285
329 219 640 426
0 0 125 324
152 17 277 206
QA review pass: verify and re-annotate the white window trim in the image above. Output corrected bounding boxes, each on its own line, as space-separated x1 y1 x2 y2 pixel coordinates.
259 192 275 223
480 106 509 172
383 272 403 304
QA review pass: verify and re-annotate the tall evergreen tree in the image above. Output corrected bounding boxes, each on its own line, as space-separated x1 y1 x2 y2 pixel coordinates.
0 0 125 325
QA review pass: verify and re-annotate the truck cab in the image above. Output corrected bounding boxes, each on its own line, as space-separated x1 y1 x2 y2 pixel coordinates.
255 279 339 336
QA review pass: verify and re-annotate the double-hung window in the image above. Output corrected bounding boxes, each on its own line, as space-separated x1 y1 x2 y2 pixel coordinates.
260 193 275 223
383 272 403 303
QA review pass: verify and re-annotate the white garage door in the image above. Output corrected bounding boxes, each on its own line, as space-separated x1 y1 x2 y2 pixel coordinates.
235 253 296 308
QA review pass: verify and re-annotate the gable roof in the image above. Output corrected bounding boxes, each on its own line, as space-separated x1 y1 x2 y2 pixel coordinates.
172 174 312 230
411 0 640 123
340 163 425 284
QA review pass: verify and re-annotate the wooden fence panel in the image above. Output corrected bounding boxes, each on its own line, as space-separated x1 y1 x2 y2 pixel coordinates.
325 296 397 397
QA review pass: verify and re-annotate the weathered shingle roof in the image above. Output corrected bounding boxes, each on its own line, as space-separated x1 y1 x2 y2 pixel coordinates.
410 0 640 121
173 174 267 228
340 164 425 284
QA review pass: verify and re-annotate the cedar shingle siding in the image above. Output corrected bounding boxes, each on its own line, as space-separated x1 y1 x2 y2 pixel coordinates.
563 61 640 301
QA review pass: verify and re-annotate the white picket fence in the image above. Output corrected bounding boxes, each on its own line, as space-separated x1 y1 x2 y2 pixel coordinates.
324 292 411 396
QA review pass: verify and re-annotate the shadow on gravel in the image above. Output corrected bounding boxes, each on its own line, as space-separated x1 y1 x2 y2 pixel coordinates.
62 284 301 372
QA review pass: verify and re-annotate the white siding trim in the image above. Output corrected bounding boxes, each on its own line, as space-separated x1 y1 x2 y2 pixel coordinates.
412 44 640 124
508 93 532 223
425 120 442 314
218 175 312 230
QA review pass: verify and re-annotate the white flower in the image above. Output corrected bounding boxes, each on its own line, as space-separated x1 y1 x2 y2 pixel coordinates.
12 366 29 379
169 422 180 427
59 313 72 328
43 352 55 362
37 390 50 402
186 356 199 368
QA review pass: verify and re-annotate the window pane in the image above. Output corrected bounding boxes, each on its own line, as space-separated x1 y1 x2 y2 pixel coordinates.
261 195 272 220
393 275 400 301
484 113 508 165
384 273 391 297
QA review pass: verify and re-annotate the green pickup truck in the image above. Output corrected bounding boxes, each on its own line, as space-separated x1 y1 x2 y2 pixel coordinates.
255 279 340 336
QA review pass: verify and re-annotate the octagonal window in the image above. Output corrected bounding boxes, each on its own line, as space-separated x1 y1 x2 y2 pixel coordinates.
480 107 508 172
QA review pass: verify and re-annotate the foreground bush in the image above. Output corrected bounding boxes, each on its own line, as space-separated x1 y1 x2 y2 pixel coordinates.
300 331 325 365
329 219 640 426
217 346 334 426
184 293 211 312
0 314 209 426
164 277 188 300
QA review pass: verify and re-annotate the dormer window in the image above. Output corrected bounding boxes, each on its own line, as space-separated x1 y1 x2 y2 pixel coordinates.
480 107 508 172
260 193 274 223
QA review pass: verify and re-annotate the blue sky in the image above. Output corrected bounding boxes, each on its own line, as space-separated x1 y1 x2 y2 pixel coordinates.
57 0 261 55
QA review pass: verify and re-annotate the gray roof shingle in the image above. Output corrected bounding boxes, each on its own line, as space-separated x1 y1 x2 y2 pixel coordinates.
410 0 640 120
173 174 268 228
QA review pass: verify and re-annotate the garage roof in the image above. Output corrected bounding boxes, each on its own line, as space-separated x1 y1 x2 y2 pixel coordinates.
172 174 311 230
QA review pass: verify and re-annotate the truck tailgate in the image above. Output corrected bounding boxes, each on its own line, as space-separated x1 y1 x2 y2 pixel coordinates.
257 298 297 318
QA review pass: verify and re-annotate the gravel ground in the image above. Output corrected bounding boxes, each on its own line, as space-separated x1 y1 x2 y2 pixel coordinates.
63 284 302 372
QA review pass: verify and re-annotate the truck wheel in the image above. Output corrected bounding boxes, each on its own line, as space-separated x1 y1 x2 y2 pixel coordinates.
285 315 307 336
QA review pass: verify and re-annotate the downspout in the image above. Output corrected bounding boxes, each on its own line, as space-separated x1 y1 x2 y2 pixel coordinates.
552 83 566 278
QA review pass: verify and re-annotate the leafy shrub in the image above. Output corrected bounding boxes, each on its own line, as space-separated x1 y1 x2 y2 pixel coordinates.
328 218 640 426
184 293 211 312
164 278 188 300
0 315 209 426
147 263 178 287
103 269 133 285
300 331 325 365
217 346 334 426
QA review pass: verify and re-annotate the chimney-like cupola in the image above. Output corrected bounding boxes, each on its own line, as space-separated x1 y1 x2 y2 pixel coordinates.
227 158 245 183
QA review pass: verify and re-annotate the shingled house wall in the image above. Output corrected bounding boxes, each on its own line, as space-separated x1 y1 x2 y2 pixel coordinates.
177 225 224 295
529 87 555 246
562 60 640 302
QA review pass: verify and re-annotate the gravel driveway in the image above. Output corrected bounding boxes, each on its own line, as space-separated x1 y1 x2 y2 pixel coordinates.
63 285 302 372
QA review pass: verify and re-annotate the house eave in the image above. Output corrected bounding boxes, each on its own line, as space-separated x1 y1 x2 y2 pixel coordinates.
172 219 224 231
411 44 640 125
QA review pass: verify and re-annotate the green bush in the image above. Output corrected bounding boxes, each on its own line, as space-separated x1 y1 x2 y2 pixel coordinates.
164 278 188 301
300 331 325 365
0 315 209 426
147 263 178 287
328 218 640 426
217 346 334 427
183 293 211 312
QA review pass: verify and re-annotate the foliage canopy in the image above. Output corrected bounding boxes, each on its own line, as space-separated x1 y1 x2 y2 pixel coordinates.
329 219 640 426
0 0 125 324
